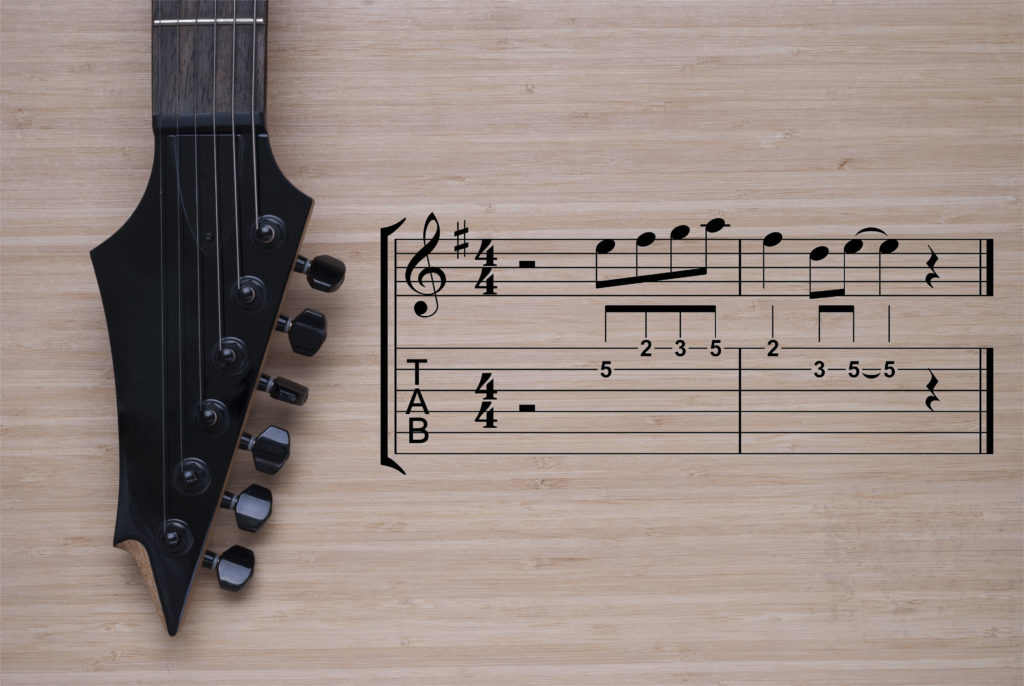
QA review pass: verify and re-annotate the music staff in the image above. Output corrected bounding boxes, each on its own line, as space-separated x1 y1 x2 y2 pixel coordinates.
382 216 996 473
396 228 993 300
392 345 993 456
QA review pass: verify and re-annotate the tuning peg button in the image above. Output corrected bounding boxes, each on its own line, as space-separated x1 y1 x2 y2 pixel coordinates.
239 425 290 474
221 484 273 531
202 545 254 591
295 254 346 293
257 374 308 406
276 308 327 356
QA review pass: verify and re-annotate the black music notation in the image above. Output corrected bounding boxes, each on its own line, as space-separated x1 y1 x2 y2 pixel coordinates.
387 345 993 460
474 372 497 428
381 215 997 474
594 218 730 288
818 305 855 342
403 213 447 318
807 228 901 298
393 220 994 315
603 304 717 342
454 220 470 257
926 369 941 411
926 246 940 287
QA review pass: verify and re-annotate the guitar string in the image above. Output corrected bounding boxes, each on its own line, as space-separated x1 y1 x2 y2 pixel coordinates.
250 0 260 229
212 0 224 347
193 0 204 402
155 0 167 536
175 0 185 481
230 0 242 289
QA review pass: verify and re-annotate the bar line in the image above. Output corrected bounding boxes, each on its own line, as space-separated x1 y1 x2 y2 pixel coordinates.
985 239 994 295
738 347 743 453
737 239 742 295
986 347 994 453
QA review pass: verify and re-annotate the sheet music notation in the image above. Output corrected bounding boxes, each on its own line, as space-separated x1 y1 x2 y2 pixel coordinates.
382 216 997 473
393 222 992 302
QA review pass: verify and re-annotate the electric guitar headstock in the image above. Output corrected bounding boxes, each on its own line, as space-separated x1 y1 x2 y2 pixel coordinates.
91 0 344 635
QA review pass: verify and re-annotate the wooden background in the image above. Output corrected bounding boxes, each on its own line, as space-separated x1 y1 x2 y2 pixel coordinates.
2 1 1021 684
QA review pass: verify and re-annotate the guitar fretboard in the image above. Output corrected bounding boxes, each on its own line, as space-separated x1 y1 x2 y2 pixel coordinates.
152 0 267 131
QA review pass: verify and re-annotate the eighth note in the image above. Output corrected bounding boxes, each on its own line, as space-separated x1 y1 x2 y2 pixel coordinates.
843 237 864 291
856 227 899 295
594 218 729 289
808 245 845 299
404 213 447 318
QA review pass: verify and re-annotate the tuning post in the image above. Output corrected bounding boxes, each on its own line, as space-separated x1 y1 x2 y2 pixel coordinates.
213 337 248 375
238 285 256 304
220 484 273 531
276 308 327 356
250 215 286 251
294 254 346 292
193 398 228 434
239 425 291 474
155 519 193 556
202 545 255 591
230 275 267 311
255 223 275 243
257 374 308 406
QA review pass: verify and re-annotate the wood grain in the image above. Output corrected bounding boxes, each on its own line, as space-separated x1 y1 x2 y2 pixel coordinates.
152 0 268 127
2 1 1021 684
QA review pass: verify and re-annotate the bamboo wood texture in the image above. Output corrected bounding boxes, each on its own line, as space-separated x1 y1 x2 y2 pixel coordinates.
2 1 1022 684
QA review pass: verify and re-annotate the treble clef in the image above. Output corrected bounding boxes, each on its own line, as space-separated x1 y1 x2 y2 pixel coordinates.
404 213 447 317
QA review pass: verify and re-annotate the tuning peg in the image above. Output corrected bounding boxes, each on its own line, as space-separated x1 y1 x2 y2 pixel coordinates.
257 374 308 406
294 254 346 293
221 484 273 531
202 545 255 591
276 308 327 356
239 425 290 474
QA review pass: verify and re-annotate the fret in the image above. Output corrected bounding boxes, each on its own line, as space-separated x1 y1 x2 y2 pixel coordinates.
154 18 266 26
152 0 267 133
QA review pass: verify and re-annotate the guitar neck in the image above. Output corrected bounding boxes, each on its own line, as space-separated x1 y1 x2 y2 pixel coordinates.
151 0 267 133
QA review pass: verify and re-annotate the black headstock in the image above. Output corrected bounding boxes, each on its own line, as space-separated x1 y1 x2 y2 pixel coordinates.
92 0 347 635
92 123 342 634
